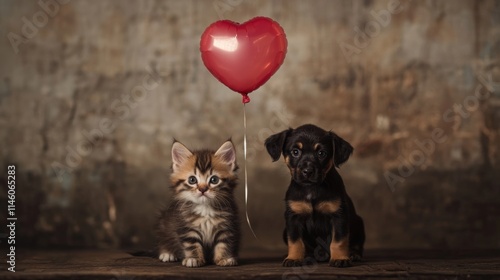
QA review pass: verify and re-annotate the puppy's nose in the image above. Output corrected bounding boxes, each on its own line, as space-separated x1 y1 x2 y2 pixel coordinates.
301 167 314 177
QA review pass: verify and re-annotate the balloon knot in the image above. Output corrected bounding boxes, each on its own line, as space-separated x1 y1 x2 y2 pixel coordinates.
242 94 250 104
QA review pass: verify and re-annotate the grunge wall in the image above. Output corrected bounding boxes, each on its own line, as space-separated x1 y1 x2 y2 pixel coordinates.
0 0 499 251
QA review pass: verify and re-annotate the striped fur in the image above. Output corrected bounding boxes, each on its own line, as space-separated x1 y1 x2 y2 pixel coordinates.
157 140 240 267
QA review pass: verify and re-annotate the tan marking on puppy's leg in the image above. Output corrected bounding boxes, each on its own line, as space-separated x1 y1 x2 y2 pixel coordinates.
286 238 305 261
315 200 341 214
329 233 351 267
330 236 350 260
288 201 313 215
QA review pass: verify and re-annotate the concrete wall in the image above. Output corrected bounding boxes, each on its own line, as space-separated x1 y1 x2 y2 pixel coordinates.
0 0 499 251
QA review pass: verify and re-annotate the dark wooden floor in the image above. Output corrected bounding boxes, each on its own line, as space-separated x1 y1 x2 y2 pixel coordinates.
1 249 499 279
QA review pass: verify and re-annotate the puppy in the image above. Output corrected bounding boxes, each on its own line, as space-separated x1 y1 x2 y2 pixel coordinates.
265 124 365 267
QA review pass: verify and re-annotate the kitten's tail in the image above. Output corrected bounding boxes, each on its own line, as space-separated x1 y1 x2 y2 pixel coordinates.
129 249 158 258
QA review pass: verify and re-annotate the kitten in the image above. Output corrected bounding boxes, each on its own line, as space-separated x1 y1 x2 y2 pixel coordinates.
157 140 240 267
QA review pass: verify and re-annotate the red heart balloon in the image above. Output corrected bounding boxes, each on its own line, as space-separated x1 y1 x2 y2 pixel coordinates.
200 17 287 103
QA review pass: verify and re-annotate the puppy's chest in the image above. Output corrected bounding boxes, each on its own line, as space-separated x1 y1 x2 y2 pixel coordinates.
299 188 317 201
305 191 314 201
288 192 341 216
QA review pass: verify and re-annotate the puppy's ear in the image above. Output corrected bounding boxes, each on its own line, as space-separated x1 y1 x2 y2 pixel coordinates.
265 129 291 162
330 132 353 167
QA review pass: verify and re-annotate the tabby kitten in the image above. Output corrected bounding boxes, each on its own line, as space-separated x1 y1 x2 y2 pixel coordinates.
157 140 240 267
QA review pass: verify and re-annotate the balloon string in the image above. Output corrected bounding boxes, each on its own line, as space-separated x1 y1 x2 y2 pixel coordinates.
243 104 258 239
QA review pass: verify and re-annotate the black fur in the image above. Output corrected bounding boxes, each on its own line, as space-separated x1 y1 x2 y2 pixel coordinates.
265 124 365 267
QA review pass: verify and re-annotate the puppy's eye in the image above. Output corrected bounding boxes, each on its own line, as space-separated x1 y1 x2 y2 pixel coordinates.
318 150 327 159
187 176 197 185
291 148 301 158
209 176 220 185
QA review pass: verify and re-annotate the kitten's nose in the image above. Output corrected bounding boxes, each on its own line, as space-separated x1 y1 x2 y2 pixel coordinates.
198 184 209 194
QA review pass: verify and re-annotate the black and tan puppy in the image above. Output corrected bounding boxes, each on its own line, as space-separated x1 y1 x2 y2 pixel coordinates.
265 124 365 267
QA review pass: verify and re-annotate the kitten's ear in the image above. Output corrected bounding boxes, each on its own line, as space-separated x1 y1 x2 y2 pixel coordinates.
172 141 193 172
330 131 353 167
265 128 292 162
215 140 236 168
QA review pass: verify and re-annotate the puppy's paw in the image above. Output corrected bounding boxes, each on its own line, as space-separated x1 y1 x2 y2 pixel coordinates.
282 258 303 267
350 253 362 262
329 258 352 267
182 257 205 268
215 257 238 266
159 252 178 262
349 245 363 262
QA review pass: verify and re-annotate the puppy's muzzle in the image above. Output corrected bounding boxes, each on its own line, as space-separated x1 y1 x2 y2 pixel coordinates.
297 161 319 183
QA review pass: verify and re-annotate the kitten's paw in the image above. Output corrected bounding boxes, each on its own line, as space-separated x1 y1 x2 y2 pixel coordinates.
182 257 205 268
215 257 238 266
329 258 352 267
282 258 303 267
159 252 178 262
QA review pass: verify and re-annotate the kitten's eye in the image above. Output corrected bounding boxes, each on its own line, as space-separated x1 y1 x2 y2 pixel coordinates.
291 148 301 158
187 176 197 185
317 150 327 159
209 176 220 185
